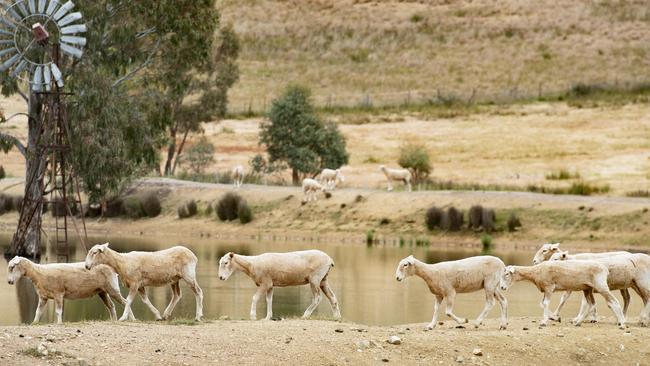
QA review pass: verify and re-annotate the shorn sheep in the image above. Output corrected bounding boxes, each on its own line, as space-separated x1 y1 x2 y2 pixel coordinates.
232 165 245 188
218 250 341 320
319 168 345 190
302 178 327 203
500 261 626 328
7 256 130 324
550 250 650 326
395 255 508 330
85 243 204 321
379 165 412 192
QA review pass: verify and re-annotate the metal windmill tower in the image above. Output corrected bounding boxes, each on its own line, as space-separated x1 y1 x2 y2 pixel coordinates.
1 0 88 262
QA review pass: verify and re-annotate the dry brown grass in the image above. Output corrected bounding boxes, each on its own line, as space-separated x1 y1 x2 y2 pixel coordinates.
218 0 650 112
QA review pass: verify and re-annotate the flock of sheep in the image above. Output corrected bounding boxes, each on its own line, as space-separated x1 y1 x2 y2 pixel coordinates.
6 242 649 330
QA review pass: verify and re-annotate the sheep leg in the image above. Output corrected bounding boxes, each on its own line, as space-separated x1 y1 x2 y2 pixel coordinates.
386 180 393 191
426 295 443 330
264 287 274 321
302 281 323 319
54 295 64 324
587 291 599 323
250 287 265 320
495 290 508 330
552 291 572 321
594 284 625 329
33 297 48 324
620 288 631 317
571 294 591 324
98 292 117 321
120 287 138 321
444 292 468 324
162 282 182 320
405 179 412 192
474 291 496 328
106 287 135 321
631 282 650 326
540 291 553 326
182 268 204 321
320 279 341 319
138 287 163 320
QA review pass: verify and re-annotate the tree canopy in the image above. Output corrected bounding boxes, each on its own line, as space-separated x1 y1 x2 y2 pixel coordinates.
260 85 349 184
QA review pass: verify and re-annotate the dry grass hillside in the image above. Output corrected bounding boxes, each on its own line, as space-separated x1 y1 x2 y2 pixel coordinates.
218 0 650 111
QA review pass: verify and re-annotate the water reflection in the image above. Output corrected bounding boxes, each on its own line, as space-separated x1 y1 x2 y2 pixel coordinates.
0 234 642 326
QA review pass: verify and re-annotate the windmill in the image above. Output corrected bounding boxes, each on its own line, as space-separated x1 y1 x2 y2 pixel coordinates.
1 0 88 262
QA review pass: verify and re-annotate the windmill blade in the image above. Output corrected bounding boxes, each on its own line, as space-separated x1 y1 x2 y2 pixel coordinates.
28 0 36 14
10 59 27 78
32 65 42 91
60 35 85 46
0 39 14 46
17 1 30 17
45 0 58 16
57 11 81 27
4 5 22 21
43 64 51 91
38 0 46 13
50 62 63 87
0 28 12 36
0 17 17 29
52 0 74 21
0 53 20 72
0 47 16 58
60 42 82 58
60 23 85 34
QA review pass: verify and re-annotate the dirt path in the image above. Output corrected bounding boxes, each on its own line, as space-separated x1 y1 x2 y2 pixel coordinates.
0 318 648 365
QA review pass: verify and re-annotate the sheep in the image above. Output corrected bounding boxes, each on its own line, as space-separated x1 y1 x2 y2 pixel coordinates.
6 256 130 324
550 250 650 326
379 165 412 192
232 165 245 188
500 261 626 328
84 243 203 322
395 255 508 330
319 168 345 190
218 250 341 320
302 178 327 203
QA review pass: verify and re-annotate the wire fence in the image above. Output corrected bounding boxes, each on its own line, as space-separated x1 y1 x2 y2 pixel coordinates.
226 78 650 116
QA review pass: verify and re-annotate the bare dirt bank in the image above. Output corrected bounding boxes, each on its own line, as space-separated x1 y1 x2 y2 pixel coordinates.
0 318 648 365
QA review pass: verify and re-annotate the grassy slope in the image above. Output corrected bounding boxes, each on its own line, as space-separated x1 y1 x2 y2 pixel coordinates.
218 0 650 112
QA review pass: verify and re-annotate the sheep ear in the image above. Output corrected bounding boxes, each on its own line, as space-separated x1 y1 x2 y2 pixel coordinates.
550 245 559 251
561 253 567 259
228 252 234 258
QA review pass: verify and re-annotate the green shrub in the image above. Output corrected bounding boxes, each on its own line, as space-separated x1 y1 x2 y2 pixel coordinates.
507 213 522 232
238 200 253 224
481 208 496 232
425 206 443 230
217 192 242 221
398 142 432 183
123 196 145 219
140 192 162 218
468 205 483 229
177 199 198 219
627 190 650 198
50 198 79 217
366 229 374 246
442 207 462 231
481 234 493 250
85 203 102 218
568 181 610 196
0 165 5 179
204 202 214 215
545 169 580 180
104 197 124 217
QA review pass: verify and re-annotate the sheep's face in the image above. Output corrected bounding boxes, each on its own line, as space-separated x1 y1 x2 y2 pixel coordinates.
218 252 235 281
395 256 416 281
549 250 569 261
85 243 109 270
500 266 516 291
532 243 560 264
7 257 24 285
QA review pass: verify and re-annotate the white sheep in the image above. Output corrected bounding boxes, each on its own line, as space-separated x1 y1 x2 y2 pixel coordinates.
395 255 508 330
319 168 345 190
84 243 204 321
232 165 245 188
500 261 626 328
6 256 130 324
379 165 412 192
302 178 327 203
550 250 650 325
218 250 341 320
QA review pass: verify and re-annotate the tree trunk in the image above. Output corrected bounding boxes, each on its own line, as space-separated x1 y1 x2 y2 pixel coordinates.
9 93 45 258
170 129 190 175
163 125 177 176
292 168 299 185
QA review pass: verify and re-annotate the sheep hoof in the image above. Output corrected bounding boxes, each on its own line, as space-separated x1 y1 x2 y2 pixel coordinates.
463 318 469 324
424 325 434 331
473 322 481 329
589 319 598 323
499 325 507 330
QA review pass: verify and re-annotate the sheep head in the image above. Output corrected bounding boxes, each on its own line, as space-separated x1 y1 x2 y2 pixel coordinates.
218 252 236 281
500 266 517 291
6 256 25 285
549 250 569 261
395 255 416 282
85 242 110 270
532 243 560 264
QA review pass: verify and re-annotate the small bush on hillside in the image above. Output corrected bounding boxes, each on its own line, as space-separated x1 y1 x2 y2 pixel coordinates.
507 213 522 232
481 234 493 251
468 205 483 229
85 203 102 218
217 192 241 221
238 200 253 224
204 202 214 216
12 196 22 212
568 181 610 196
545 169 580 180
123 196 145 219
442 207 462 231
141 192 162 218
398 142 432 183
177 199 198 219
104 197 124 217
0 195 6 215
481 208 496 232
50 198 79 217
0 165 5 179
425 206 443 230
627 190 650 198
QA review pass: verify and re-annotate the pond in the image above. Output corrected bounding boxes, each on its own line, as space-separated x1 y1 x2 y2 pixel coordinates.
0 234 642 326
